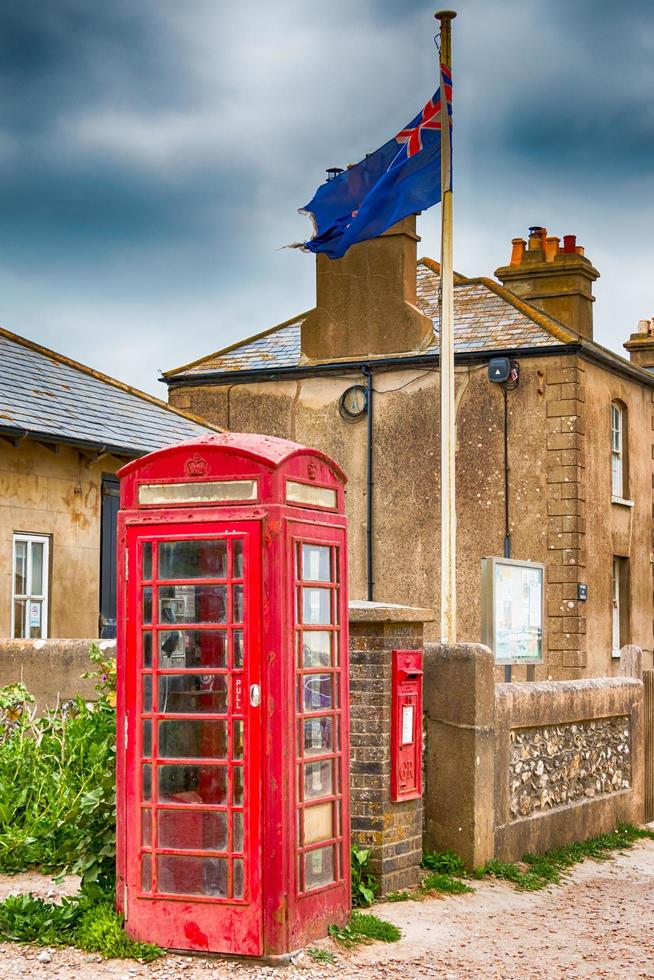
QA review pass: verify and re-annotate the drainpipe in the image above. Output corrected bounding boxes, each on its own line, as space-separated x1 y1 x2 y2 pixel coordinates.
362 367 374 601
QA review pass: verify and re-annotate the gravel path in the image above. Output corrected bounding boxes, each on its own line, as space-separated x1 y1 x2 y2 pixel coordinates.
1 839 654 979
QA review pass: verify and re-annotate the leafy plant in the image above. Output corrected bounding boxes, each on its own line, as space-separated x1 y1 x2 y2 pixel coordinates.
384 890 411 902
421 849 467 877
351 843 377 907
306 946 337 963
329 910 401 946
0 889 160 962
0 655 116 889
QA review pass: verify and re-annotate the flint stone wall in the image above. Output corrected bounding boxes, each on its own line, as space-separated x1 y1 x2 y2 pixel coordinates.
495 677 644 860
509 717 631 820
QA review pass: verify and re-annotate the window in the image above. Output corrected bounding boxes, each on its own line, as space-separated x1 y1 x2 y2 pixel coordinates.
611 402 627 498
12 534 49 639
612 556 629 658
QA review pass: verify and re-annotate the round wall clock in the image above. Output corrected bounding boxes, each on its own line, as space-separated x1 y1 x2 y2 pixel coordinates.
339 384 368 421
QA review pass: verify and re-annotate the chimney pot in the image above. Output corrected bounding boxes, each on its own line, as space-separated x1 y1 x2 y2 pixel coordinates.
528 226 547 250
544 236 560 262
495 227 599 340
638 319 650 334
562 234 577 254
510 238 526 265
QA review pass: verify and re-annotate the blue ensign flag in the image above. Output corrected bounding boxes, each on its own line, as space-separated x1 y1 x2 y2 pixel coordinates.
301 65 452 260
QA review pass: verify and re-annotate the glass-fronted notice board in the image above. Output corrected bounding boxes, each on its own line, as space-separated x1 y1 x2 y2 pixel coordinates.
480 557 545 665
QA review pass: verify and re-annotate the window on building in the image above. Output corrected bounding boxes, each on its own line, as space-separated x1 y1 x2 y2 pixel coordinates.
611 402 628 498
611 556 629 658
12 534 50 639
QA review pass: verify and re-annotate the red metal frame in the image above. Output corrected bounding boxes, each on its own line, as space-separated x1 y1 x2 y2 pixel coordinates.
390 649 423 803
116 435 349 957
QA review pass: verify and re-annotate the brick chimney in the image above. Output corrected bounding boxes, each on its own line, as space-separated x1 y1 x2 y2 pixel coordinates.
494 227 600 339
624 317 654 370
300 215 433 362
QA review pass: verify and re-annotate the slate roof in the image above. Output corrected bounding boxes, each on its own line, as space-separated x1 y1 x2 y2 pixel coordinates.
165 259 575 380
0 327 219 456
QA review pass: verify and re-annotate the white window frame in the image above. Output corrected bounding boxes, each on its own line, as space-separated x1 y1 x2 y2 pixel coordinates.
611 557 621 658
611 403 624 499
11 533 50 639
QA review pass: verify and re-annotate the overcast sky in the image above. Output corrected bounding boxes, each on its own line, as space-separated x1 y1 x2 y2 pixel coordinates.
0 0 652 396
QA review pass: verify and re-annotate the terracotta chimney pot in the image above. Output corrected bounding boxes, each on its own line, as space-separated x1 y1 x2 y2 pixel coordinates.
562 234 577 254
544 236 560 262
528 226 547 250
510 238 526 265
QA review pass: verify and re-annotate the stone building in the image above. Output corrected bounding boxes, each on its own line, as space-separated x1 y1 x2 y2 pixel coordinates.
163 219 654 680
0 327 216 639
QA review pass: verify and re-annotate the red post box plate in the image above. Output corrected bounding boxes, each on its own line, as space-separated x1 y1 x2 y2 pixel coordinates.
391 650 423 802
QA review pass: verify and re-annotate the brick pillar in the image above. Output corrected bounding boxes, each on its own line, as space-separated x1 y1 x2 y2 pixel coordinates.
545 359 587 678
348 601 432 895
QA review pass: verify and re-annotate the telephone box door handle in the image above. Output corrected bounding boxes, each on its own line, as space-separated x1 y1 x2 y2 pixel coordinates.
249 684 261 707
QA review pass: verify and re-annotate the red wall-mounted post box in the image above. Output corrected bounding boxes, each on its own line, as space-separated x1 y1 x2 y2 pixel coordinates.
390 650 423 802
115 434 350 958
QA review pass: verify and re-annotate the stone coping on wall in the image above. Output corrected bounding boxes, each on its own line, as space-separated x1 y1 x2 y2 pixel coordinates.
348 600 434 623
496 677 642 727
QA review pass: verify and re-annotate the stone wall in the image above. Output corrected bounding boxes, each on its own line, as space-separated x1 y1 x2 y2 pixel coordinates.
424 642 645 867
508 717 631 820
0 638 114 710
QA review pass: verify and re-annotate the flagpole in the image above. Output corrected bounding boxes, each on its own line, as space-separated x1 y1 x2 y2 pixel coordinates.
435 9 456 644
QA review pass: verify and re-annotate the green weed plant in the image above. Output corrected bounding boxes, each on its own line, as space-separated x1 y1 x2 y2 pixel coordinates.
473 822 654 890
329 910 401 946
351 843 377 907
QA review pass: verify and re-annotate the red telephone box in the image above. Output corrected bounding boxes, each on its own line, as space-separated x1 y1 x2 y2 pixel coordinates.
115 434 350 957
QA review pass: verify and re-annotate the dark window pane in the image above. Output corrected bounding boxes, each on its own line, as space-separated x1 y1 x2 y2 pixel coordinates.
141 810 152 847
158 809 227 851
232 585 244 623
141 853 152 892
142 764 152 802
158 630 226 670
232 766 243 806
159 585 227 624
158 765 227 804
143 632 152 668
157 854 228 897
158 674 227 714
142 675 152 713
143 588 152 625
232 720 244 760
13 600 26 638
233 811 244 853
232 540 244 579
233 630 244 669
142 542 152 581
158 719 227 759
158 540 227 580
14 541 27 595
142 720 152 757
233 858 244 899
